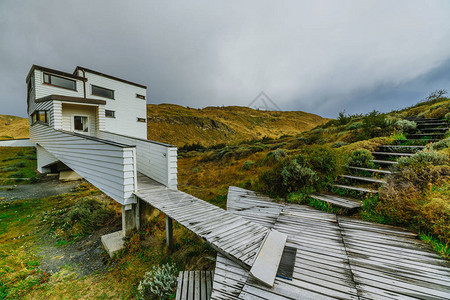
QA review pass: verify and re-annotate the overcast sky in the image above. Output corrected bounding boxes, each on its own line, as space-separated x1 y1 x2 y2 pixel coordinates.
1 0 450 118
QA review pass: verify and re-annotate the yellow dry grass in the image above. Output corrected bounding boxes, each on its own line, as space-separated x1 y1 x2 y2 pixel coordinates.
147 104 328 147
0 115 29 140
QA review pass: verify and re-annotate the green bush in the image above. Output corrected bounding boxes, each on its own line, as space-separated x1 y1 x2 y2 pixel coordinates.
179 142 205 152
8 171 25 178
345 121 363 131
331 141 349 148
0 166 18 172
397 149 448 169
137 263 178 300
242 160 255 170
12 162 26 168
281 160 318 193
426 138 450 151
347 149 374 168
262 148 286 164
393 119 417 132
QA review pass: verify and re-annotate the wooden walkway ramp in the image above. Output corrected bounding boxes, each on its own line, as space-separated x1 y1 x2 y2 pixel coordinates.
134 176 287 285
210 186 450 300
176 271 214 300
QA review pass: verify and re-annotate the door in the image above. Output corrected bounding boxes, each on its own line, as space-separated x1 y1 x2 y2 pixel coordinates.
72 115 90 135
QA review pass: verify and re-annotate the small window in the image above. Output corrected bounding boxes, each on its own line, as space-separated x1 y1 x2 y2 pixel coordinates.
276 246 296 280
105 110 115 118
43 73 76 90
31 110 48 124
92 85 114 99
137 117 146 123
28 75 34 92
136 94 146 100
74 116 89 132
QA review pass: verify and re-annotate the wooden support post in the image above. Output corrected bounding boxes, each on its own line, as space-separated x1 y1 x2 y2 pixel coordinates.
166 215 173 251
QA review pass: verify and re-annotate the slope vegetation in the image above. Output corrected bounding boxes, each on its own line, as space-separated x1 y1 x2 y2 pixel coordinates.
0 115 29 140
146 104 328 147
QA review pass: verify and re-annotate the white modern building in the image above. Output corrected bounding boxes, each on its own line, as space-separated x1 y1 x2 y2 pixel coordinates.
26 65 177 235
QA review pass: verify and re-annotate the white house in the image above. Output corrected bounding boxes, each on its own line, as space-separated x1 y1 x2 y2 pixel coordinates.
26 65 177 236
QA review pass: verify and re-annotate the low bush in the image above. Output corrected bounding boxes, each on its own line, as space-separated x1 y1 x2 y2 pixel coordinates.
179 142 205 152
347 149 374 168
426 138 450 151
281 160 318 193
393 119 417 132
242 160 255 170
137 262 178 300
262 148 286 165
396 149 448 170
345 121 363 131
331 141 349 148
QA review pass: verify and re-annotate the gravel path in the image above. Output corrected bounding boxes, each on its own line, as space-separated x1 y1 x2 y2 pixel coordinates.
0 179 81 200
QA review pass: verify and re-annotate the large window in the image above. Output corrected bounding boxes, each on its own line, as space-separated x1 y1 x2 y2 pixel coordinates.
31 110 48 125
92 85 114 99
43 73 76 90
105 110 115 118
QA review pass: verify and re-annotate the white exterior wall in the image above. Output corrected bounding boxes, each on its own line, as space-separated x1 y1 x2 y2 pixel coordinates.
61 103 97 135
97 131 177 189
30 123 137 204
83 71 147 139
34 69 84 100
36 144 59 172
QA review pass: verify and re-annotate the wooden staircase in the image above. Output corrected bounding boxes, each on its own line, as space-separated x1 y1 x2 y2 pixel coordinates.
310 117 448 212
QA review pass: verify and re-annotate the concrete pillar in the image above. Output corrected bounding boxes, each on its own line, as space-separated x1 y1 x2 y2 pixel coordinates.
165 215 173 251
122 203 138 236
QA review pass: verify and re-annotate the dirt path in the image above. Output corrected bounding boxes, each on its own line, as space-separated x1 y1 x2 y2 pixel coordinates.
0 179 80 200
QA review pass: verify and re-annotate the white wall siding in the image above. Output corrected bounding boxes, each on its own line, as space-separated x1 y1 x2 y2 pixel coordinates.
84 71 147 139
97 131 177 189
36 144 59 172
61 103 97 135
31 123 137 204
34 70 84 100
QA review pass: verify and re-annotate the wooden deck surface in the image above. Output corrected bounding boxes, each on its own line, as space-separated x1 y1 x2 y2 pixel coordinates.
176 271 214 300
210 186 450 300
134 177 272 270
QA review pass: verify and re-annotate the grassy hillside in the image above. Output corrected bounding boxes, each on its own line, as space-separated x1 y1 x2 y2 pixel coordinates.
146 104 328 147
0 115 29 140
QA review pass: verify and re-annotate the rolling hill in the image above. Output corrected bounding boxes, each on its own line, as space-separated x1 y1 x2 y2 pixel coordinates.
146 104 328 147
0 114 29 140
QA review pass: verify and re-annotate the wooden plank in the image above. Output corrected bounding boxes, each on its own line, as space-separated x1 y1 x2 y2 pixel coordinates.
310 193 361 209
176 271 183 300
200 271 207 300
206 270 212 299
340 174 385 184
182 271 189 300
194 271 200 300
332 184 378 193
249 230 288 287
347 166 392 174
188 271 194 300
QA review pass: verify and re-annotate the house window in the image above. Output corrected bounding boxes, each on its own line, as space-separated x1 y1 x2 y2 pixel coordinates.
31 110 48 125
92 85 114 99
74 116 89 132
137 117 146 122
136 94 146 100
27 75 34 92
105 110 115 118
43 73 76 90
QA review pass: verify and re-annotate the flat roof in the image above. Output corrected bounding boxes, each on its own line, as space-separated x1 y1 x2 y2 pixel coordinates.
74 66 147 89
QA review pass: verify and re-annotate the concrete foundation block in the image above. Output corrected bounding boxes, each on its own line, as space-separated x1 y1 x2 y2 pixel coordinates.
101 231 125 258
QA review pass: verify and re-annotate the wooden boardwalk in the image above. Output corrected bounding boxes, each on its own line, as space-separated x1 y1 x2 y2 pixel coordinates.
176 271 214 300
210 186 450 299
134 177 278 271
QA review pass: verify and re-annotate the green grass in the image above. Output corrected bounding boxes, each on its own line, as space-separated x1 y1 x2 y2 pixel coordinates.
0 147 38 185
419 233 449 259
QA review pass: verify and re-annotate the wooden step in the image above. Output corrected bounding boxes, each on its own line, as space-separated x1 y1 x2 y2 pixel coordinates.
341 174 385 184
310 193 361 209
394 139 440 145
371 151 414 157
332 184 378 193
417 123 448 127
371 159 398 165
378 145 424 153
347 166 392 174
406 134 445 140
420 128 449 132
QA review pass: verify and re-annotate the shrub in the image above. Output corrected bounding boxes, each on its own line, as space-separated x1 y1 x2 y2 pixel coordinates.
242 160 255 170
262 148 286 164
393 119 417 132
12 162 26 168
331 141 349 148
347 149 374 168
397 149 448 169
179 142 205 152
0 166 18 172
281 160 318 193
417 89 447 106
345 121 363 131
8 171 25 178
426 138 450 151
137 263 178 300
445 112 450 122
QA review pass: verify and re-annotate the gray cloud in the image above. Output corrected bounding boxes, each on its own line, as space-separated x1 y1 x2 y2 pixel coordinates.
1 0 449 118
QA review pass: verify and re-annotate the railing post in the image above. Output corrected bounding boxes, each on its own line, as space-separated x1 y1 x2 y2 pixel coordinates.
166 215 173 251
